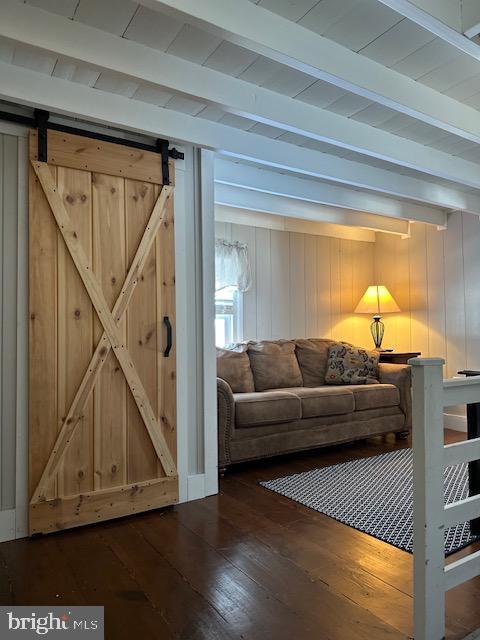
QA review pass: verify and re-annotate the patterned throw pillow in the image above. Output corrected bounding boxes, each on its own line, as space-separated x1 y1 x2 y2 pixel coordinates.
325 343 380 385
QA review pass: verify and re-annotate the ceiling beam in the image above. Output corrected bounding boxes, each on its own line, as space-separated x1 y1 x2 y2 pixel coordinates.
4 1 480 187
376 0 480 58
462 0 480 39
215 205 377 242
0 59 474 219
139 0 480 145
215 159 445 225
215 185 412 236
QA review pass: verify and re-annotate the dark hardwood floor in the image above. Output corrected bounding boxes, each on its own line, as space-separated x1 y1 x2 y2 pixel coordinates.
1 429 479 639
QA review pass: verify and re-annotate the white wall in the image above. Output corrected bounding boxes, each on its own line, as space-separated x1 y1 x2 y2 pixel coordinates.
375 214 480 423
0 123 28 541
215 221 375 347
216 215 478 428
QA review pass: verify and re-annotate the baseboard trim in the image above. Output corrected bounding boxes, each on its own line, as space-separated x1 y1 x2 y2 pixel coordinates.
444 412 467 432
0 509 16 543
187 474 206 501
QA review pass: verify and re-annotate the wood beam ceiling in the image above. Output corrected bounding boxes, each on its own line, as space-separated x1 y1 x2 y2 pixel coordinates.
2 0 480 189
0 60 475 220
140 0 480 144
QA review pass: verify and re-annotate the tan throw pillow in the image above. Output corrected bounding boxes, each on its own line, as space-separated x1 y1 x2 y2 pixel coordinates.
295 338 336 387
325 343 380 385
216 345 255 393
248 340 303 392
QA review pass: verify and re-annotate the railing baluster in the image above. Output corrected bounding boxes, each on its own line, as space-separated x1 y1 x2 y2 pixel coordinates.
411 357 480 638
410 357 446 640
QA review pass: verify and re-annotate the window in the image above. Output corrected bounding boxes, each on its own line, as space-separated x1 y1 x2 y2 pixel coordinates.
214 237 250 348
215 286 243 348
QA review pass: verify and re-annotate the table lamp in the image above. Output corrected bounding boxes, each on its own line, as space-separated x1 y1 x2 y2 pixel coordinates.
354 285 400 350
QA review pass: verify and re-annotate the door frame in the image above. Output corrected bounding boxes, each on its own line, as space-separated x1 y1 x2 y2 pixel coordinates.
0 119 29 541
197 149 218 498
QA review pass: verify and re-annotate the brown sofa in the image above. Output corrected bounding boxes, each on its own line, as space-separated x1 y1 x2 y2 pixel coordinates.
217 339 412 471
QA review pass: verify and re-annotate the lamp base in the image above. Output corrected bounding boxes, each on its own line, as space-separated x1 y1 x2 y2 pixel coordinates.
370 315 384 349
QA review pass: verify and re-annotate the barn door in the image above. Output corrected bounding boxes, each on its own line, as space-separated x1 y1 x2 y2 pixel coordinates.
28 130 177 534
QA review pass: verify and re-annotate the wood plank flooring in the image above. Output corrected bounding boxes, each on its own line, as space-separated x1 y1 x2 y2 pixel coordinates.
1 430 480 639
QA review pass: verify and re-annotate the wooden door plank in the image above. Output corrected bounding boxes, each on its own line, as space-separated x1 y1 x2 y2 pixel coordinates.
29 164 58 503
126 180 159 483
30 183 173 503
30 477 178 534
92 172 128 490
32 161 177 480
57 166 94 497
156 189 177 471
30 129 174 185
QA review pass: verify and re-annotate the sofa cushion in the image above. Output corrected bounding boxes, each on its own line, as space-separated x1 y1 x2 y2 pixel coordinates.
325 343 380 385
294 339 336 387
234 390 301 428
349 384 400 411
274 386 355 418
216 345 254 393
247 340 303 391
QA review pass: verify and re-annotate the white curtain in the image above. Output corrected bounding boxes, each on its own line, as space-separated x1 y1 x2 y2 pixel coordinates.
215 238 252 292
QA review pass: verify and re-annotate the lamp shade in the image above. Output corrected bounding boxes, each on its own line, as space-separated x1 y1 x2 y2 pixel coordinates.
354 285 400 315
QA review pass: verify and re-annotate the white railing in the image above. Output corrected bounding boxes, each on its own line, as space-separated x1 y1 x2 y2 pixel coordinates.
411 357 480 640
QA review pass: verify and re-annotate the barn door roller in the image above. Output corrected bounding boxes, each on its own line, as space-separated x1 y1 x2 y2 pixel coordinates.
34 109 49 163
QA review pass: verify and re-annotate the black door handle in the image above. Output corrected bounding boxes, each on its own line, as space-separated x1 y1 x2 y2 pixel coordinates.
163 316 172 357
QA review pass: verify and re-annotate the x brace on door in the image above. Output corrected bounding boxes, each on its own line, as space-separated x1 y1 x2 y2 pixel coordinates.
30 161 177 504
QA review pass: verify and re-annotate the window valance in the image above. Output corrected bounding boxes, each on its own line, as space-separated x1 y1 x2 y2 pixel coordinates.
215 238 252 292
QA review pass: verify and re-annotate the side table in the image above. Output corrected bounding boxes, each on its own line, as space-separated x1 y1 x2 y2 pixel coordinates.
379 351 421 365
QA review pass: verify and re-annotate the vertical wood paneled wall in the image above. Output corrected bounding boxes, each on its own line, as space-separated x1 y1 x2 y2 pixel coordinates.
218 216 480 420
215 221 375 347
375 214 480 418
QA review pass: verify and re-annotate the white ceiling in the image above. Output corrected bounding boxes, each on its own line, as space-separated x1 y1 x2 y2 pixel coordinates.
10 0 479 164
2 0 480 211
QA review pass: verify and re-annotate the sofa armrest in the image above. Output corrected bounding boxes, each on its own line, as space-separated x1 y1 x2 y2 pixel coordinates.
217 377 235 468
378 363 412 430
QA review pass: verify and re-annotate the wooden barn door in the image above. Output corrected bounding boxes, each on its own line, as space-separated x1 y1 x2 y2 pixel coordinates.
28 130 177 534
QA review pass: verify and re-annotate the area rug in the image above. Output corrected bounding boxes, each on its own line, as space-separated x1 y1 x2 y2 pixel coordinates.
260 448 479 555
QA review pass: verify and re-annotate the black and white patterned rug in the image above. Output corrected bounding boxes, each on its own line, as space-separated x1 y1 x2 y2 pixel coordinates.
260 448 479 555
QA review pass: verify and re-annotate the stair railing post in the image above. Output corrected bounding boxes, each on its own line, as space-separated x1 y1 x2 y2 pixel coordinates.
409 357 446 640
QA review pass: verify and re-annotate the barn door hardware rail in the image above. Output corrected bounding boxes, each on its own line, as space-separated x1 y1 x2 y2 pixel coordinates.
0 108 184 185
